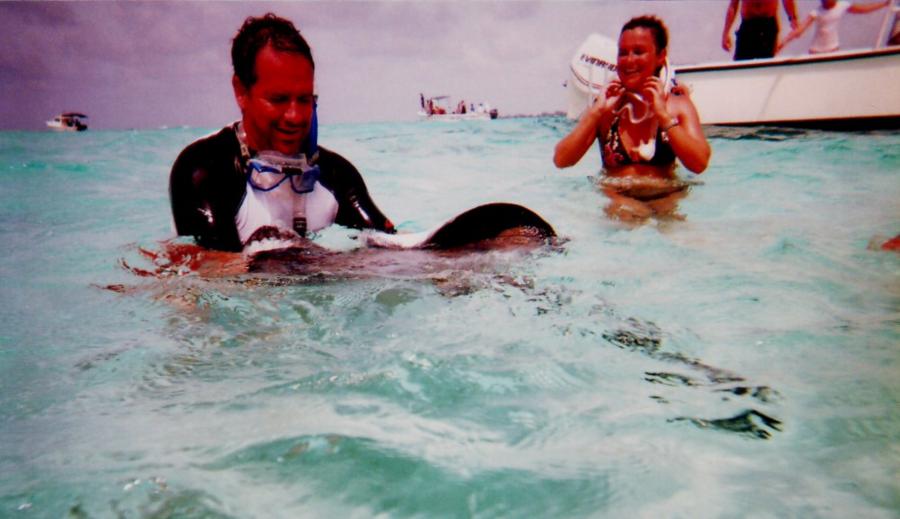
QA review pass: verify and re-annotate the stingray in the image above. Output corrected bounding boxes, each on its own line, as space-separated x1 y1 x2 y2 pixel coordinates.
246 202 558 277
115 203 558 288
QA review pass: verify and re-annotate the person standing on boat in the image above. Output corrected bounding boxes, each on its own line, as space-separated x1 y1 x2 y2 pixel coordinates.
553 16 710 222
169 13 395 253
722 0 800 60
776 0 891 54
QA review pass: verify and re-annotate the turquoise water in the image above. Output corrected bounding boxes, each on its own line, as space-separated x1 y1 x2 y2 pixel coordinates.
1 119 898 517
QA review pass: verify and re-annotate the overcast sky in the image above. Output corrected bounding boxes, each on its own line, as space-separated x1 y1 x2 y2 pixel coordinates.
0 1 890 130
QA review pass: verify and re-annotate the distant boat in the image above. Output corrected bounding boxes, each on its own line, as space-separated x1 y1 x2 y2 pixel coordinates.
46 112 88 131
564 4 900 129
418 94 498 121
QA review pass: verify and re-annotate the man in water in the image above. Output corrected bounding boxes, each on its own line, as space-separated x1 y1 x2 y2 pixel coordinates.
722 0 800 60
169 13 395 253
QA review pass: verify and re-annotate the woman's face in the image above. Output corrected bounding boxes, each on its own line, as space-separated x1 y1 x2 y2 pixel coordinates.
616 27 666 91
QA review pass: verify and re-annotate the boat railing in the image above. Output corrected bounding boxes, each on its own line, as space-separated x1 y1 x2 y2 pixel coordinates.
875 0 900 49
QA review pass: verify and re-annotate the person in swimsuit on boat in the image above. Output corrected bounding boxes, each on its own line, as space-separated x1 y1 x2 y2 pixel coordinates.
776 0 891 55
722 0 800 60
554 15 711 222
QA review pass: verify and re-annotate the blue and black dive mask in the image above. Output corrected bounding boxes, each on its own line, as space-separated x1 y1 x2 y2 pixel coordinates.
246 150 320 194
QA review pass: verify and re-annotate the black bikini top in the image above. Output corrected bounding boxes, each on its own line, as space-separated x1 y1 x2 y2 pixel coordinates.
599 115 677 168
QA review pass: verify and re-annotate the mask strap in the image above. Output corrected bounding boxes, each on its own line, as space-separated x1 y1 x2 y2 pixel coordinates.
234 121 252 165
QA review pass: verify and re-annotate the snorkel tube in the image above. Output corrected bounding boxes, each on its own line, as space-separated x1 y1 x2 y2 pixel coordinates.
303 101 319 159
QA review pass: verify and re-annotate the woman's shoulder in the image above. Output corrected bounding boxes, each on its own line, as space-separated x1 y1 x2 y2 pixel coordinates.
670 83 691 99
667 84 698 112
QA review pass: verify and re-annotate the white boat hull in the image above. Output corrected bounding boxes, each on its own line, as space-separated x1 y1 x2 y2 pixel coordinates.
46 122 84 131
674 47 900 128
46 113 88 131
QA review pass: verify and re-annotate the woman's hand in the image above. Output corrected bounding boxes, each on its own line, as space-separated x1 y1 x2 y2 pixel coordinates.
602 80 625 110
654 86 711 174
586 80 624 121
553 80 624 168
640 76 669 124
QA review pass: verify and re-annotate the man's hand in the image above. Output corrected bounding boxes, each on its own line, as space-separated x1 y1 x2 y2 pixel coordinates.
722 32 734 52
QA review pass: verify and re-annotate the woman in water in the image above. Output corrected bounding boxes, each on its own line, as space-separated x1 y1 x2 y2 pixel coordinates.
554 15 710 222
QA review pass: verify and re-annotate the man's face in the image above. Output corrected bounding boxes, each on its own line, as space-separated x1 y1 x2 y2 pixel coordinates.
234 45 315 155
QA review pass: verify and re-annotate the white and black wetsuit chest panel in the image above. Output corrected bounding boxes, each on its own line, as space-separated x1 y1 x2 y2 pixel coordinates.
235 179 338 245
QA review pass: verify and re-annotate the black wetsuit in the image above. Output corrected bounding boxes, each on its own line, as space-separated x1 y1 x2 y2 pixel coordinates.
734 17 778 60
169 124 394 252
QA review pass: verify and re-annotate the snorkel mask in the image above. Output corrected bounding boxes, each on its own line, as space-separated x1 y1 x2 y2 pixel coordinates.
246 151 320 194
245 103 321 194
616 92 652 124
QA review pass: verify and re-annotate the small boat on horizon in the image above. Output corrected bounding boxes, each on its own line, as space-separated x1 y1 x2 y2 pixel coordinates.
46 112 88 131
418 94 498 121
564 4 900 129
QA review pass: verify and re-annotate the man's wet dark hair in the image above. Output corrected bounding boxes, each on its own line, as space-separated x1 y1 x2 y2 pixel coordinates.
231 13 314 88
621 15 669 52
